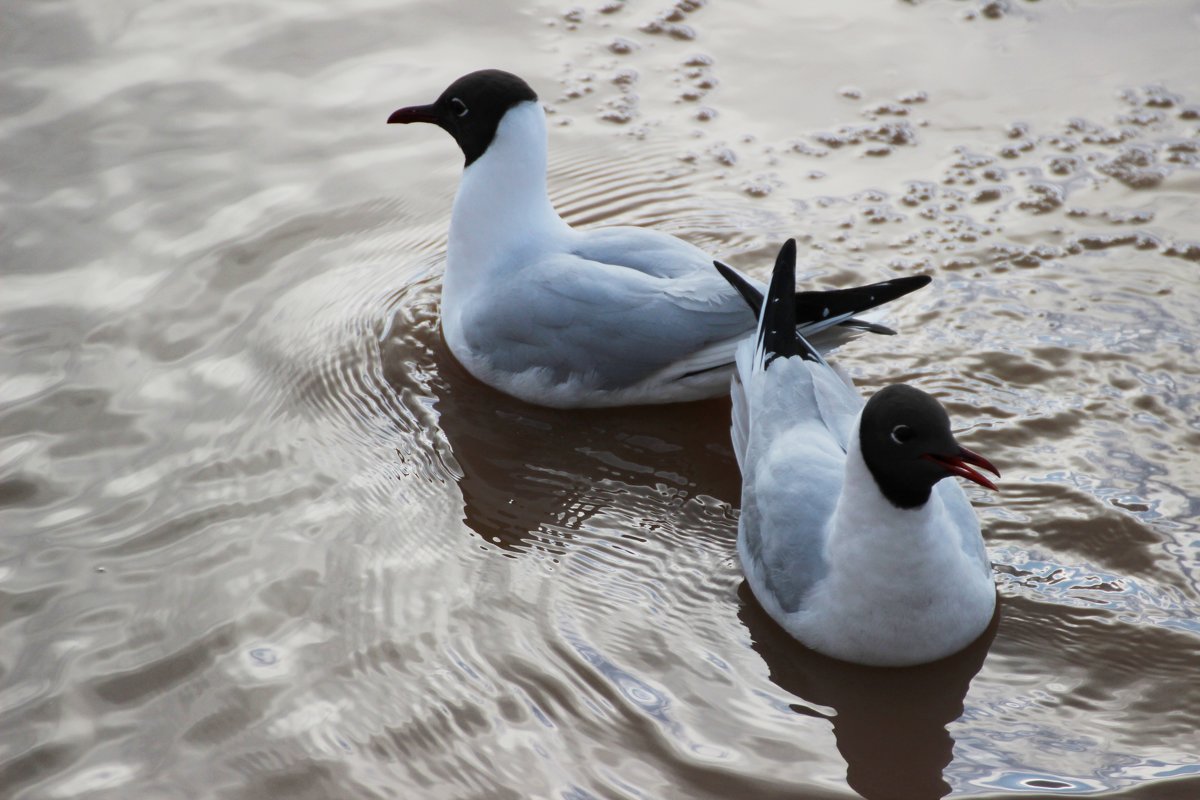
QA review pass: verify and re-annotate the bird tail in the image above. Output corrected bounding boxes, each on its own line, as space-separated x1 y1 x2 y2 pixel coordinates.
713 253 930 340
714 239 824 371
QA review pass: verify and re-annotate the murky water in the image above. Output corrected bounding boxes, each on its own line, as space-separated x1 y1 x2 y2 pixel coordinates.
3 1 1199 798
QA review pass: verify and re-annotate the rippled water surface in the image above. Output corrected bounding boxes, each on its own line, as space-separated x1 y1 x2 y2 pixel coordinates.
3 1 1200 798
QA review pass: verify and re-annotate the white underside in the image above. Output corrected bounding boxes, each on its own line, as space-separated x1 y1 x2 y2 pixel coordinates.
445 342 736 408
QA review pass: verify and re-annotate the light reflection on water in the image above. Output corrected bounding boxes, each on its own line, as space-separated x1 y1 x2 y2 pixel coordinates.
2 1 1200 798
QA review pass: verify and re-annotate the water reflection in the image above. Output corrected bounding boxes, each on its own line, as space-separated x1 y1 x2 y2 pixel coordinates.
418 338 742 553
739 583 998 800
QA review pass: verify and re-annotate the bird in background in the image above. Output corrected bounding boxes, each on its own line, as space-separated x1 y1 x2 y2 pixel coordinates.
388 69 930 408
715 239 1000 666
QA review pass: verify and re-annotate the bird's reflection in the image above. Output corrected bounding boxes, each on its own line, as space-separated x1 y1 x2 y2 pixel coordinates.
738 583 998 800
398 335 742 553
381 311 996 799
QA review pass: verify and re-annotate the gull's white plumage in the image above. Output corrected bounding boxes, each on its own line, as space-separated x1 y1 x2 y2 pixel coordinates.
445 101 800 407
390 71 931 409
726 243 997 667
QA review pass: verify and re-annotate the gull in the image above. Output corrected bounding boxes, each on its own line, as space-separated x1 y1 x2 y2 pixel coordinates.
716 239 1000 666
388 69 929 408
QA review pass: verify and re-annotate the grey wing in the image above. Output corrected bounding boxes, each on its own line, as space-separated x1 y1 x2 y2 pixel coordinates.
744 439 840 615
810 360 865 452
738 357 845 614
571 226 722 281
465 247 755 387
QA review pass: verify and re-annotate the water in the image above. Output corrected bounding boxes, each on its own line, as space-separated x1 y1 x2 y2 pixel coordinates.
2 1 1199 797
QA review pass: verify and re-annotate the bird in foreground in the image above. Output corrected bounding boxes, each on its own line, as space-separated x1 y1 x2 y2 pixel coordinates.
716 239 1000 667
387 69 930 408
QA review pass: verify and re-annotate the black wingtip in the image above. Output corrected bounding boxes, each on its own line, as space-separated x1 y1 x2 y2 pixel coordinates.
776 237 798 271
713 260 764 316
714 240 825 366
796 272 933 332
762 239 798 361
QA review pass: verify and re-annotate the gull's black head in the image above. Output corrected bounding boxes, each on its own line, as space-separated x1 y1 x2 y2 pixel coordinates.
859 384 999 510
387 69 538 167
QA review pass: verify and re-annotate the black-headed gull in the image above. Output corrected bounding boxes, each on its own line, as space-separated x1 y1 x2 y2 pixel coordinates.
716 240 1000 666
388 69 930 408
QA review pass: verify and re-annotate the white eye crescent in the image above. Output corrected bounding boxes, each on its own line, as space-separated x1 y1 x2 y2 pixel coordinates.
890 424 914 445
450 97 468 117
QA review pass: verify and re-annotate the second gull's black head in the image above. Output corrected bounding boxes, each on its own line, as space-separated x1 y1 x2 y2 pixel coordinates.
387 69 538 167
859 384 999 510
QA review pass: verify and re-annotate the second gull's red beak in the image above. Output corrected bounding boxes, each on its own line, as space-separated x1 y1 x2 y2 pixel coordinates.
922 446 1000 491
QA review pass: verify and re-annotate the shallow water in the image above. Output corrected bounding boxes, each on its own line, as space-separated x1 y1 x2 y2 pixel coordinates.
2 1 1199 798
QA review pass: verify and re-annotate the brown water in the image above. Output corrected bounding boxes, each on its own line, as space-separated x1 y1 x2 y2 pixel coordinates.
3 1 1199 798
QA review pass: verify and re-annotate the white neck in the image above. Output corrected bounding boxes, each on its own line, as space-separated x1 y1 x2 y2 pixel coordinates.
802 420 994 665
829 426 942 554
444 101 568 299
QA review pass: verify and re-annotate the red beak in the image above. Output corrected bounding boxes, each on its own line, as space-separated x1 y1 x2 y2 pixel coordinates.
922 446 1000 491
387 104 440 125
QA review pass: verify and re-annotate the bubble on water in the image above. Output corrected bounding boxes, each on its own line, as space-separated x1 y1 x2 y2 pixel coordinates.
611 68 638 87
1122 84 1181 109
608 36 638 54
640 18 696 39
901 180 937 206
1102 208 1155 225
980 0 1009 19
1118 108 1167 127
710 146 737 166
598 92 639 123
998 139 1036 159
942 256 979 270
741 179 773 198
865 102 908 117
812 121 916 151
1096 144 1169 188
1016 181 1065 213
1163 240 1200 261
1047 156 1081 175
1046 135 1079 152
250 647 278 666
789 140 828 157
560 82 593 100
1163 139 1200 165
862 205 905 224
1007 121 1030 139
971 187 1003 203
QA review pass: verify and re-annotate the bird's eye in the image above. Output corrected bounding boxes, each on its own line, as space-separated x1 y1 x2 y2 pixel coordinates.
890 424 914 444
449 97 469 117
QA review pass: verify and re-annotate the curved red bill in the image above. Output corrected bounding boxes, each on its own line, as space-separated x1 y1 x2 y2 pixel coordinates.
388 104 439 124
922 446 1000 491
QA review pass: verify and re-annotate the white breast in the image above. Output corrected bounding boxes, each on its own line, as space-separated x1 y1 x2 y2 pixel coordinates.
786 436 996 666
